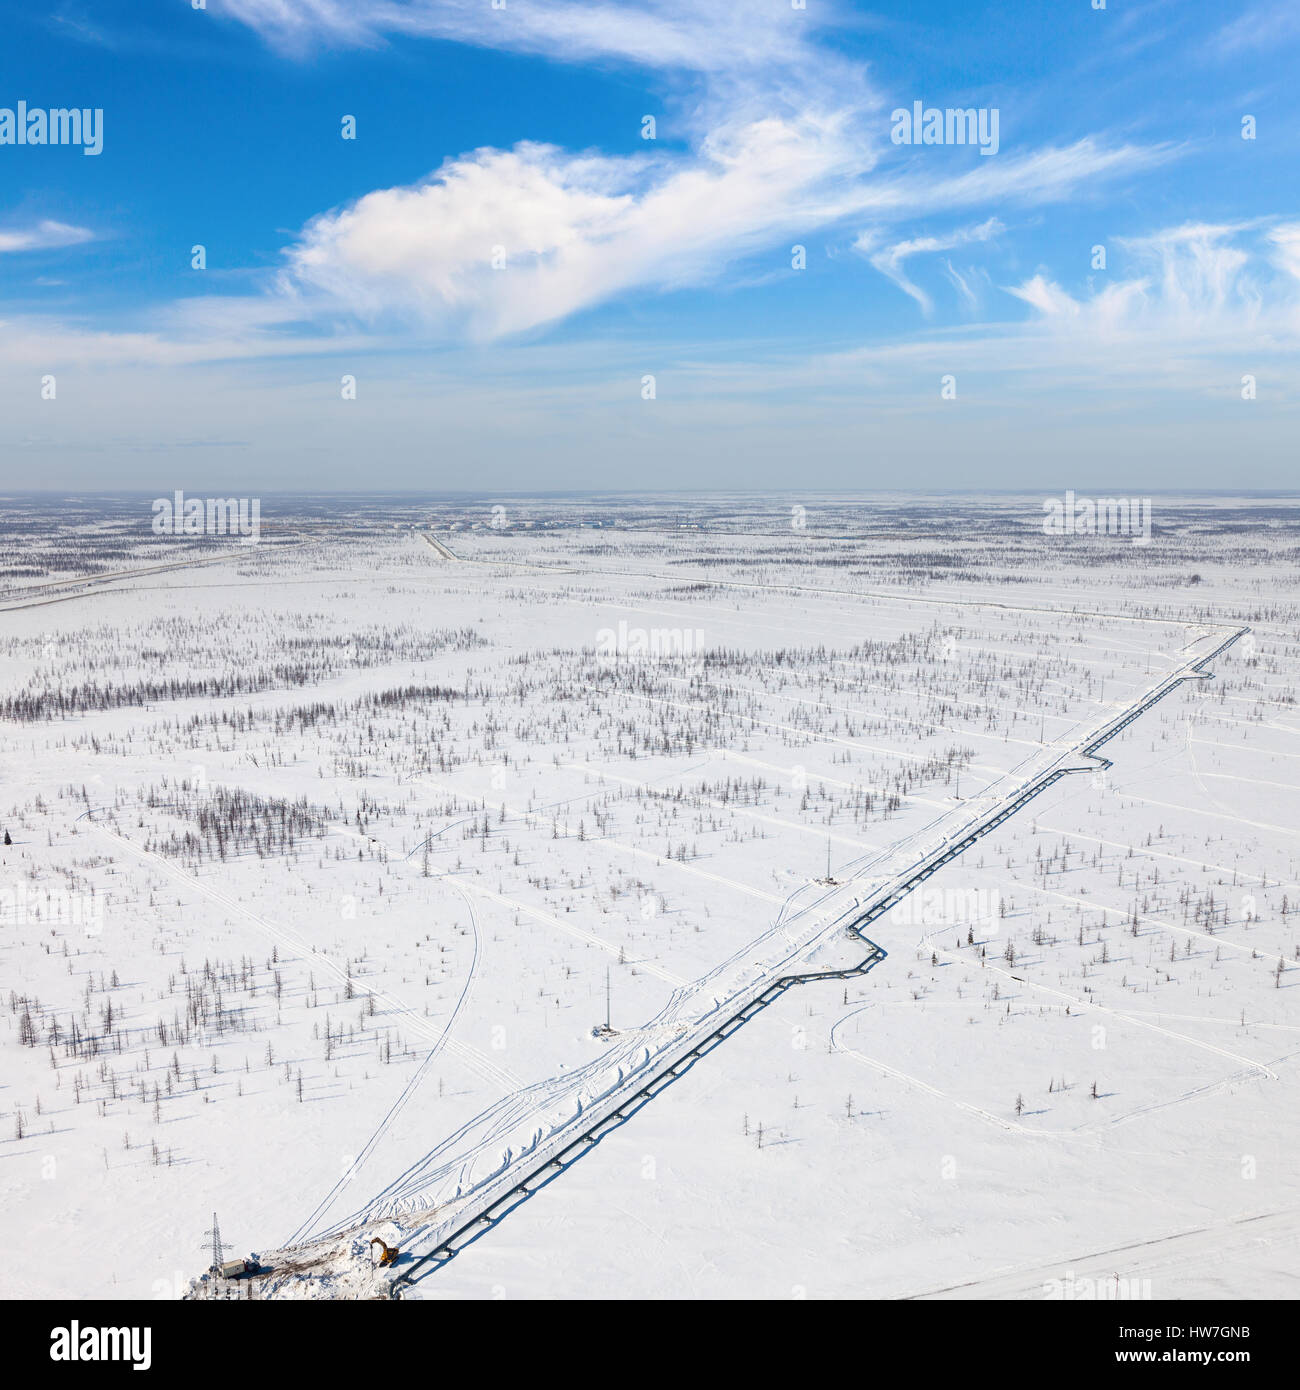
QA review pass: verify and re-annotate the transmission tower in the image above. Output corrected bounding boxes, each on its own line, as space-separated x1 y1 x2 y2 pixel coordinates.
203 1212 231 1272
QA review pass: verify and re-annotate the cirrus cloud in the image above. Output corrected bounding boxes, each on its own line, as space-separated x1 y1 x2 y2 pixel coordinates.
0 220 96 254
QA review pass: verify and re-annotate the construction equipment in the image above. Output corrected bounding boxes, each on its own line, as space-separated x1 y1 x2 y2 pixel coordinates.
370 1238 399 1267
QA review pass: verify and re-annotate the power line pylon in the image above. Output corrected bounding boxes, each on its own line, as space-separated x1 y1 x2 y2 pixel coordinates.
203 1211 232 1272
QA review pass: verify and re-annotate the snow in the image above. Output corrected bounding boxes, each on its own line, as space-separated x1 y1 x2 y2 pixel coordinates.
1 492 1298 1300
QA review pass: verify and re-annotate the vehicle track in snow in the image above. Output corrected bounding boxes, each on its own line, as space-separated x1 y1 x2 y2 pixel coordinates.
901 1207 1300 1300
263 619 1252 1292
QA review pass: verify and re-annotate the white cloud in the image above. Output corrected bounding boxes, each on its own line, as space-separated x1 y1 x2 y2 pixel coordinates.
941 259 984 314
197 0 1179 345
281 112 874 339
894 138 1177 214
0 220 95 254
0 2 1180 366
220 3 897 338
1269 223 1300 284
278 132 1164 342
857 217 1002 315
4 222 1298 490
0 297 376 369
995 222 1298 374
1117 223 1256 323
1214 2 1300 56
1005 274 1083 320
0 132 1171 359
217 0 838 74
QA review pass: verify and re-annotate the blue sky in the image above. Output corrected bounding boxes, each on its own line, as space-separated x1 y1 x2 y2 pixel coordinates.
1 0 1297 491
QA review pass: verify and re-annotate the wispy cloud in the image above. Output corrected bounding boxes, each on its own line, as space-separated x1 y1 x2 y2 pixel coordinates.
1214 1 1300 56
1004 222 1286 343
876 220 1294 404
941 259 987 314
856 217 1002 315
216 0 842 73
0 220 95 254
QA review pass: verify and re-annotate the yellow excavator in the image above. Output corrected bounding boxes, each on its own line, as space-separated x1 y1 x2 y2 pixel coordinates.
370 1238 399 1268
